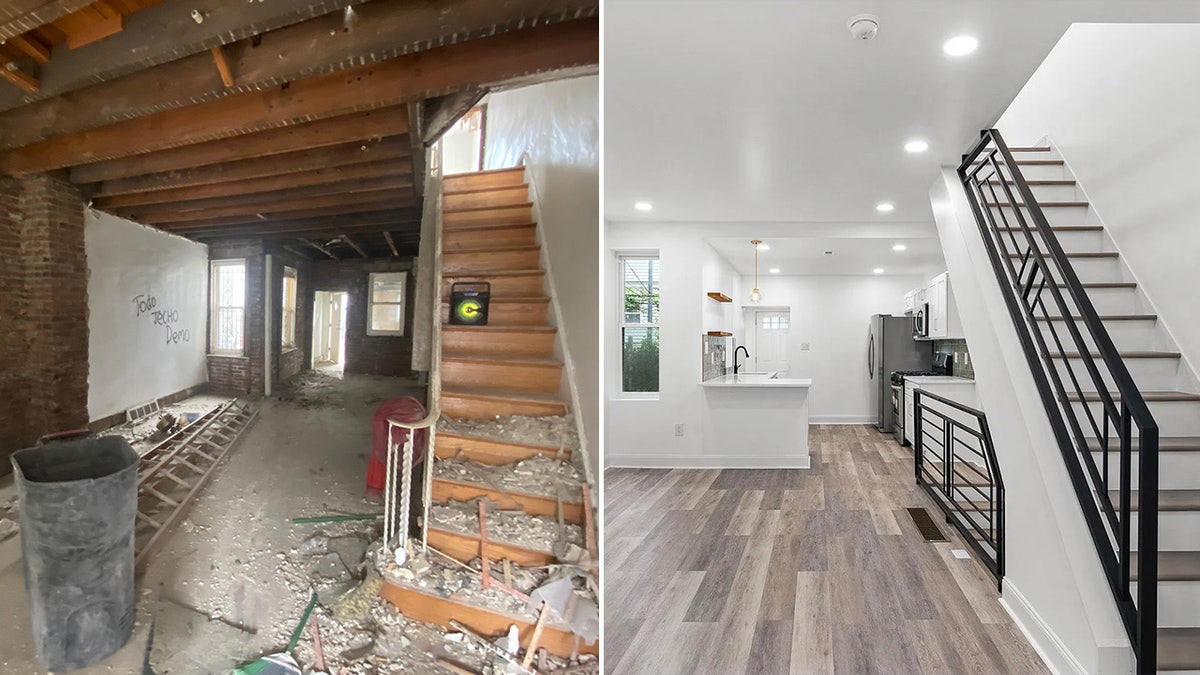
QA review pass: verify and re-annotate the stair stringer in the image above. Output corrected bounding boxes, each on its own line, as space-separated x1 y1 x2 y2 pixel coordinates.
930 168 1133 675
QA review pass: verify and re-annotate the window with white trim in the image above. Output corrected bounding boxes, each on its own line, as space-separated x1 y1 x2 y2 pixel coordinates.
619 255 660 394
367 272 407 336
281 266 297 348
209 259 246 355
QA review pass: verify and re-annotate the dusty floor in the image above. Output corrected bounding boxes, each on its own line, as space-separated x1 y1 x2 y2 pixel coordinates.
0 372 446 674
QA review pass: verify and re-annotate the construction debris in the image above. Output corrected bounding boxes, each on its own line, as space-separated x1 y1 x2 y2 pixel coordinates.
98 394 230 453
430 501 583 552
438 415 579 457
0 518 17 542
434 456 583 499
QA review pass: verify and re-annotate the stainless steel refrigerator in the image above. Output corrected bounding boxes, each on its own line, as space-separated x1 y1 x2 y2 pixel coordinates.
868 314 934 432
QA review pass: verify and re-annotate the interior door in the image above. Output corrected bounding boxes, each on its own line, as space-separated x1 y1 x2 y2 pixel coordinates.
329 294 345 364
754 310 790 374
312 291 330 362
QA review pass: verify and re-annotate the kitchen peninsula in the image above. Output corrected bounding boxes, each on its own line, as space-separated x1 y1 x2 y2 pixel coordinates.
700 373 813 468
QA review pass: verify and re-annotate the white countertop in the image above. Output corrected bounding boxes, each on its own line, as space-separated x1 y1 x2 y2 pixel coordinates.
701 373 813 388
905 375 975 385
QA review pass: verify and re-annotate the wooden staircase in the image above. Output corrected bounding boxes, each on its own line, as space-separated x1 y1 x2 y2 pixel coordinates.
381 166 598 662
998 146 1200 672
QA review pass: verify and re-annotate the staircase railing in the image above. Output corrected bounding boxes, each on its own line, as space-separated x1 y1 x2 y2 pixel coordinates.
913 389 1004 591
958 129 1159 673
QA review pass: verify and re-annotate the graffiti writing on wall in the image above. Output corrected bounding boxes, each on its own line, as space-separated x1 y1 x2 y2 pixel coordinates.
131 293 191 345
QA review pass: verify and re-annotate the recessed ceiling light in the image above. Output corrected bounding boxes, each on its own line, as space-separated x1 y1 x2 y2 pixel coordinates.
757 242 770 251
873 267 885 275
634 201 653 211
769 267 780 274
904 139 929 153
943 35 979 57
876 202 895 213
892 243 907 252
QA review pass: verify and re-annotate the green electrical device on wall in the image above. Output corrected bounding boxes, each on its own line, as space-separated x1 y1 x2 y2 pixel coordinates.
448 282 490 325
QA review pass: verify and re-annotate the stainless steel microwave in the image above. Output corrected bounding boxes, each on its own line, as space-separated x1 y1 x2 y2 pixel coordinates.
913 302 929 339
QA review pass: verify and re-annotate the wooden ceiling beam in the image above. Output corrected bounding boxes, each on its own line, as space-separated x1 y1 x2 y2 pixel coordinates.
280 244 315 261
342 235 368 258
93 161 412 209
0 18 599 173
177 208 420 238
156 197 417 230
302 239 338 260
134 188 407 225
406 100 425 199
0 0 596 148
0 0 367 110
383 232 400 258
423 88 488 146
8 35 50 63
0 61 39 93
70 107 409 184
107 174 413 222
0 0 95 42
195 222 423 241
65 13 124 50
210 45 234 88
92 135 412 197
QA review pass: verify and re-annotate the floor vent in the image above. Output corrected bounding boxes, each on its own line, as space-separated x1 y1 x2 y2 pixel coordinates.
126 399 160 423
907 507 948 542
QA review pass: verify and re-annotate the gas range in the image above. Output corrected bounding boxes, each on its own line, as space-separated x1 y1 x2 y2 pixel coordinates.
890 370 941 386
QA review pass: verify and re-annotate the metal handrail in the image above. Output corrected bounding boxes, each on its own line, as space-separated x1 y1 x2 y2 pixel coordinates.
957 129 1159 673
913 388 1005 590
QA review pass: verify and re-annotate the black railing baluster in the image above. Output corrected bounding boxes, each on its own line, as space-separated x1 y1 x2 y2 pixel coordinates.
958 130 1159 673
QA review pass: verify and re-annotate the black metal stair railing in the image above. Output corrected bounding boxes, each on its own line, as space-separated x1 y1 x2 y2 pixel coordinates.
957 129 1159 673
913 388 1004 591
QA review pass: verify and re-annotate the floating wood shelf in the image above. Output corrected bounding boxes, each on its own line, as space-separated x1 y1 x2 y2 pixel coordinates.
707 292 732 303
706 331 732 337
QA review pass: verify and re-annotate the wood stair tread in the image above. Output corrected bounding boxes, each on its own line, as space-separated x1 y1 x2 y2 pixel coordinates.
433 475 584 505
445 166 525 178
997 225 1102 232
988 201 1088 207
1114 489 1200 512
435 432 569 463
444 244 540 254
1005 251 1117 258
441 385 565 404
443 201 533 213
442 355 561 367
1053 351 1181 359
986 179 1074 185
1129 551 1200 582
985 159 1065 166
1158 627 1200 671
440 296 550 304
1008 146 1053 152
443 184 528 196
443 221 537 232
441 324 556 333
442 268 543 278
1089 437 1200 452
1035 314 1156 322
1066 391 1200 402
1059 282 1137 289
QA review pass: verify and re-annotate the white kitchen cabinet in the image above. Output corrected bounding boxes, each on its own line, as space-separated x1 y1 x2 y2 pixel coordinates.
924 272 963 339
903 289 916 313
904 376 977 446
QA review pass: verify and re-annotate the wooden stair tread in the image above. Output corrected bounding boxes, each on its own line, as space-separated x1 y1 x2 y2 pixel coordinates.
1053 351 1180 359
1060 282 1137 288
426 526 557 566
431 477 585 525
442 268 543 278
440 296 549 304
443 221 537 233
443 184 528 196
1089 437 1200 452
1117 489 1200 512
1008 146 1053 152
443 201 533 213
1035 314 1156 322
433 475 584 505
445 166 525 178
1067 391 1200 402
1158 627 1200 671
986 179 1074 185
985 159 1065 166
1130 551 1200 582
444 244 540 254
1005 251 1117 258
443 355 561 367
442 324 556 333
442 385 565 404
988 201 1088 207
997 225 1102 232
435 432 570 463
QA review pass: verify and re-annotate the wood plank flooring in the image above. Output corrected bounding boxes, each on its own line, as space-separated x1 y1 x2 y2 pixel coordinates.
604 424 1049 675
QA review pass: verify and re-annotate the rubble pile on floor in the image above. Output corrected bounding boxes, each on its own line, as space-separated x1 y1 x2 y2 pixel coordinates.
98 394 230 453
438 416 579 459
433 456 583 499
430 501 584 553
0 495 17 543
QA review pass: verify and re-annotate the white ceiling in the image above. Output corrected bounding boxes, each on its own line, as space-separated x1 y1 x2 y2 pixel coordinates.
605 0 1200 224
708 237 943 276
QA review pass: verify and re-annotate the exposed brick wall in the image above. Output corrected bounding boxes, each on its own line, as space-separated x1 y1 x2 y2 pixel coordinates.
311 258 416 376
0 175 89 473
206 240 265 396
269 246 313 384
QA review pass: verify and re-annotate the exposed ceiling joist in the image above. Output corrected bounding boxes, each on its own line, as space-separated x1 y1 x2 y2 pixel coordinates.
280 244 314 261
209 45 234 88
0 61 39 93
107 174 413 222
406 100 425 199
156 198 416 230
179 208 420 238
201 224 422 241
303 239 338 260
65 4 124 50
0 0 598 149
8 35 51 63
423 88 488 146
0 0 367 110
383 232 400 258
94 162 413 209
0 17 599 173
135 188 406 225
0 0 95 42
342 235 367 258
70 107 409 184
92 135 411 197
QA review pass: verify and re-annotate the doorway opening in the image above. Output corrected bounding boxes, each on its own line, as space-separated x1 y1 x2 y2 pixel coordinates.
312 291 348 375
750 308 791 374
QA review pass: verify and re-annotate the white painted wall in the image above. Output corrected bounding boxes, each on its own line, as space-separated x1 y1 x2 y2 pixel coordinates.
484 76 599 483
930 170 1131 674
86 210 209 421
739 274 921 423
995 22 1200 378
605 219 927 466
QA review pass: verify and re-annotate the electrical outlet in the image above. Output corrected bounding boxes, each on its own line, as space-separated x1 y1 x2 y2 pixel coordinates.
674 423 685 437
801 343 811 351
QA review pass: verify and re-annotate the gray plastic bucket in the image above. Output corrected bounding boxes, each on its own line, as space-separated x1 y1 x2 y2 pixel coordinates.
11 436 139 671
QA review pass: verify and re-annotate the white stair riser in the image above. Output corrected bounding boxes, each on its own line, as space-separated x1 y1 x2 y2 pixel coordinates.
1026 229 1111 252
1131 581 1200 627
1059 288 1150 315
1040 320 1164 352
1005 163 1067 181
1072 400 1200 436
1052 358 1184 393
1091 452 1200 490
1025 184 1084 201
1130 511 1200 551
1027 255 1126 282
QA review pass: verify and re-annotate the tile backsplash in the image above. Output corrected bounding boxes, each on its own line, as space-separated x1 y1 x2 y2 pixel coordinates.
702 335 729 381
934 338 974 379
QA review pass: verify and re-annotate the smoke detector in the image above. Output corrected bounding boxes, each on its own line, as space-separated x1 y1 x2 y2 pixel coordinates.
847 14 879 41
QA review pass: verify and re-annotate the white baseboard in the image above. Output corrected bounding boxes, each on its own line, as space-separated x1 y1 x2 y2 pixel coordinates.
999 579 1132 675
810 414 874 424
605 454 811 469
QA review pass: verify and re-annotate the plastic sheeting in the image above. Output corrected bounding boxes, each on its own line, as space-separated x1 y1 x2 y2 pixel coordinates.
483 76 599 172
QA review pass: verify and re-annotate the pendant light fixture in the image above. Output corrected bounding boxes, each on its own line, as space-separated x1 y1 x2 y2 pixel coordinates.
749 239 763 304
